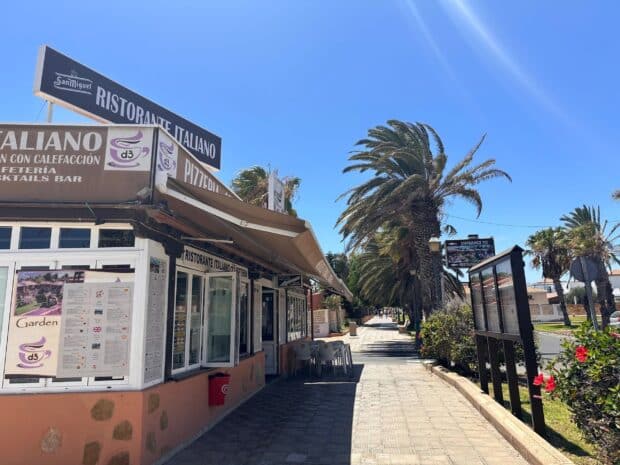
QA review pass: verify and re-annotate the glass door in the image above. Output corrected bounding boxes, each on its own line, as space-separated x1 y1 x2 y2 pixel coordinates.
203 272 237 367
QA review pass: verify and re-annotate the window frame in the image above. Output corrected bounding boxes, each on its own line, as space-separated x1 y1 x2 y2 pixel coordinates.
238 278 250 356
171 267 205 375
0 222 147 394
202 272 238 368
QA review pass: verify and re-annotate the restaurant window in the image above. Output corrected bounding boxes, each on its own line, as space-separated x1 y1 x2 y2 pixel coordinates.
59 228 91 248
204 273 237 367
172 270 204 373
19 227 51 249
238 280 249 355
0 227 11 249
287 293 306 341
98 229 135 248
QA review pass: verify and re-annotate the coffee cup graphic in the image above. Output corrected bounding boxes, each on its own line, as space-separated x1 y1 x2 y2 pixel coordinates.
17 337 52 369
108 131 150 168
157 140 177 172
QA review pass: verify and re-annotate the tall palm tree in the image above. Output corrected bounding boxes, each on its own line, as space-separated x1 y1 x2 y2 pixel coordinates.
230 166 301 216
613 190 620 200
525 228 572 326
561 205 620 328
337 120 510 314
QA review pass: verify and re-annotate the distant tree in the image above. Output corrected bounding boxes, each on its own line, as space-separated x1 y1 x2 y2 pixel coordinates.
325 252 349 281
230 166 301 216
525 228 572 326
613 190 620 200
562 205 619 328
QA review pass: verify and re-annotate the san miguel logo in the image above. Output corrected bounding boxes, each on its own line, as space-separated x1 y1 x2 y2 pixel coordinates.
53 71 93 95
107 130 150 169
17 337 52 369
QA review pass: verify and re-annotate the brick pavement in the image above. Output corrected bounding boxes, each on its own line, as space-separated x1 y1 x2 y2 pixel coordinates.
166 317 530 465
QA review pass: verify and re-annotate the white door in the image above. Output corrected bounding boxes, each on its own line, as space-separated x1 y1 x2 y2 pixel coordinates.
261 289 278 374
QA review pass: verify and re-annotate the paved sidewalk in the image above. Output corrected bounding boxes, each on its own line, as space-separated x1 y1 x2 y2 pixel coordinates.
167 317 529 465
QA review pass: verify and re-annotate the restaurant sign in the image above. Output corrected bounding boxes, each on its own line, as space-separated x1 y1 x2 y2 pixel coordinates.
0 124 152 203
0 123 234 204
33 45 222 169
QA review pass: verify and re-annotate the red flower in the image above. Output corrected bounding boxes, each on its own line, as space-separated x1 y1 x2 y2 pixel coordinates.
545 376 556 393
532 373 544 386
611 332 620 339
575 345 588 363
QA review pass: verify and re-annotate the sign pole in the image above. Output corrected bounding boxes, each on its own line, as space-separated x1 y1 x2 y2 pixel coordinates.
579 257 600 331
46 101 54 123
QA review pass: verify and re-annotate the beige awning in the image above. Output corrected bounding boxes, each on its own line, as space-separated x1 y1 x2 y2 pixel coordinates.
152 179 353 300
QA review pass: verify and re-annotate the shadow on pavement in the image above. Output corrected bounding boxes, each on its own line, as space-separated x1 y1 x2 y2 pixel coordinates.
357 341 419 358
168 365 365 465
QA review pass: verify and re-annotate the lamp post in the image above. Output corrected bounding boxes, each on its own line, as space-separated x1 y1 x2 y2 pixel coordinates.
428 237 443 311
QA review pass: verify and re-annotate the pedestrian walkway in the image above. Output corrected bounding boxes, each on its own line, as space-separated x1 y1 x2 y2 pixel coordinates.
167 317 530 465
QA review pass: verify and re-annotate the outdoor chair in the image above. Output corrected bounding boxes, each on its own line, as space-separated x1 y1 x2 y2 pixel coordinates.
328 340 352 375
293 341 313 376
318 341 340 376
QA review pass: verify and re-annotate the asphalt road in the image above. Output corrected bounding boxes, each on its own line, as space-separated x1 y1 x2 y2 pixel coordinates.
535 330 572 364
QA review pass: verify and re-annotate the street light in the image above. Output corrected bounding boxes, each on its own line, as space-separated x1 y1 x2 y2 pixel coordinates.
428 237 443 310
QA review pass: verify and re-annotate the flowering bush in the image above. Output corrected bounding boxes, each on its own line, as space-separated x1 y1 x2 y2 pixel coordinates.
548 324 620 465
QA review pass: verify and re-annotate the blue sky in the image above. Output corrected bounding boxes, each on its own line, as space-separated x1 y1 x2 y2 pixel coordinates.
1 1 619 282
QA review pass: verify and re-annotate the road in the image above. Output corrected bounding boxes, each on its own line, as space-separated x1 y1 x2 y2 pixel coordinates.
535 330 572 365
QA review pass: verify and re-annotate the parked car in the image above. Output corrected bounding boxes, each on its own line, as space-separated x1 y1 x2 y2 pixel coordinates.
610 311 620 328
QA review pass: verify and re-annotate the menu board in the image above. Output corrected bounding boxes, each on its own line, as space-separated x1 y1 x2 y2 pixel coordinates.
496 258 520 335
481 267 500 332
144 257 167 384
470 272 485 331
57 273 133 378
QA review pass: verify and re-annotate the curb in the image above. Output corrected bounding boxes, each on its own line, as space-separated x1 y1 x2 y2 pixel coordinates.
422 361 575 465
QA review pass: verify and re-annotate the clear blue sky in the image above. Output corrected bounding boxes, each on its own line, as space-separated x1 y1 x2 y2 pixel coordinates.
1 1 619 283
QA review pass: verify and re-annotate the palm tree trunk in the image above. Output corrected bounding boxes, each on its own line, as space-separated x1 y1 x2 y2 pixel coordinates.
552 279 571 326
411 210 441 313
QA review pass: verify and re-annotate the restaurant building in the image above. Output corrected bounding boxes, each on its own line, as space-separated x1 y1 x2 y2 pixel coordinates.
0 123 351 465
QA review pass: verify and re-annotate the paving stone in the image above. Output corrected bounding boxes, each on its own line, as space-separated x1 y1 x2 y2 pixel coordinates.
164 317 530 465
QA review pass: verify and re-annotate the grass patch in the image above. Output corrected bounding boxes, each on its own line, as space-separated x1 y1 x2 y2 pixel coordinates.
534 316 602 335
486 381 601 465
14 302 41 316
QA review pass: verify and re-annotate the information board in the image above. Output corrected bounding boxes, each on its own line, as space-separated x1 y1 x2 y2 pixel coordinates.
481 268 501 332
144 257 167 384
496 258 519 335
446 238 495 268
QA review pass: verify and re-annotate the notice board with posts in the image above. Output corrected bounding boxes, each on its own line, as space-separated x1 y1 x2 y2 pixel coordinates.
468 246 545 435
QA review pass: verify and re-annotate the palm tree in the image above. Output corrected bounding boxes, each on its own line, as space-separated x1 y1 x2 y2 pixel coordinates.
561 205 620 328
613 190 620 200
525 228 572 326
337 120 510 314
230 166 301 216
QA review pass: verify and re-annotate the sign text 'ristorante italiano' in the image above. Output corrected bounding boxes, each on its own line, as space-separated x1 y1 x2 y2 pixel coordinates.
33 45 222 169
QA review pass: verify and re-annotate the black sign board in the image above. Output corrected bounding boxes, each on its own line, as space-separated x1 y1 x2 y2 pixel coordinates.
33 45 222 169
445 237 495 268
468 246 545 436
277 274 302 288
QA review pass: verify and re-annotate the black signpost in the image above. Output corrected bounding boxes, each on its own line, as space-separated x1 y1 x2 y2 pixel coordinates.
33 45 222 169
469 246 545 436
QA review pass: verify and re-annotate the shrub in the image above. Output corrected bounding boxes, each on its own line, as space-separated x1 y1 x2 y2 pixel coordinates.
548 324 620 465
420 300 477 375
420 300 534 376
